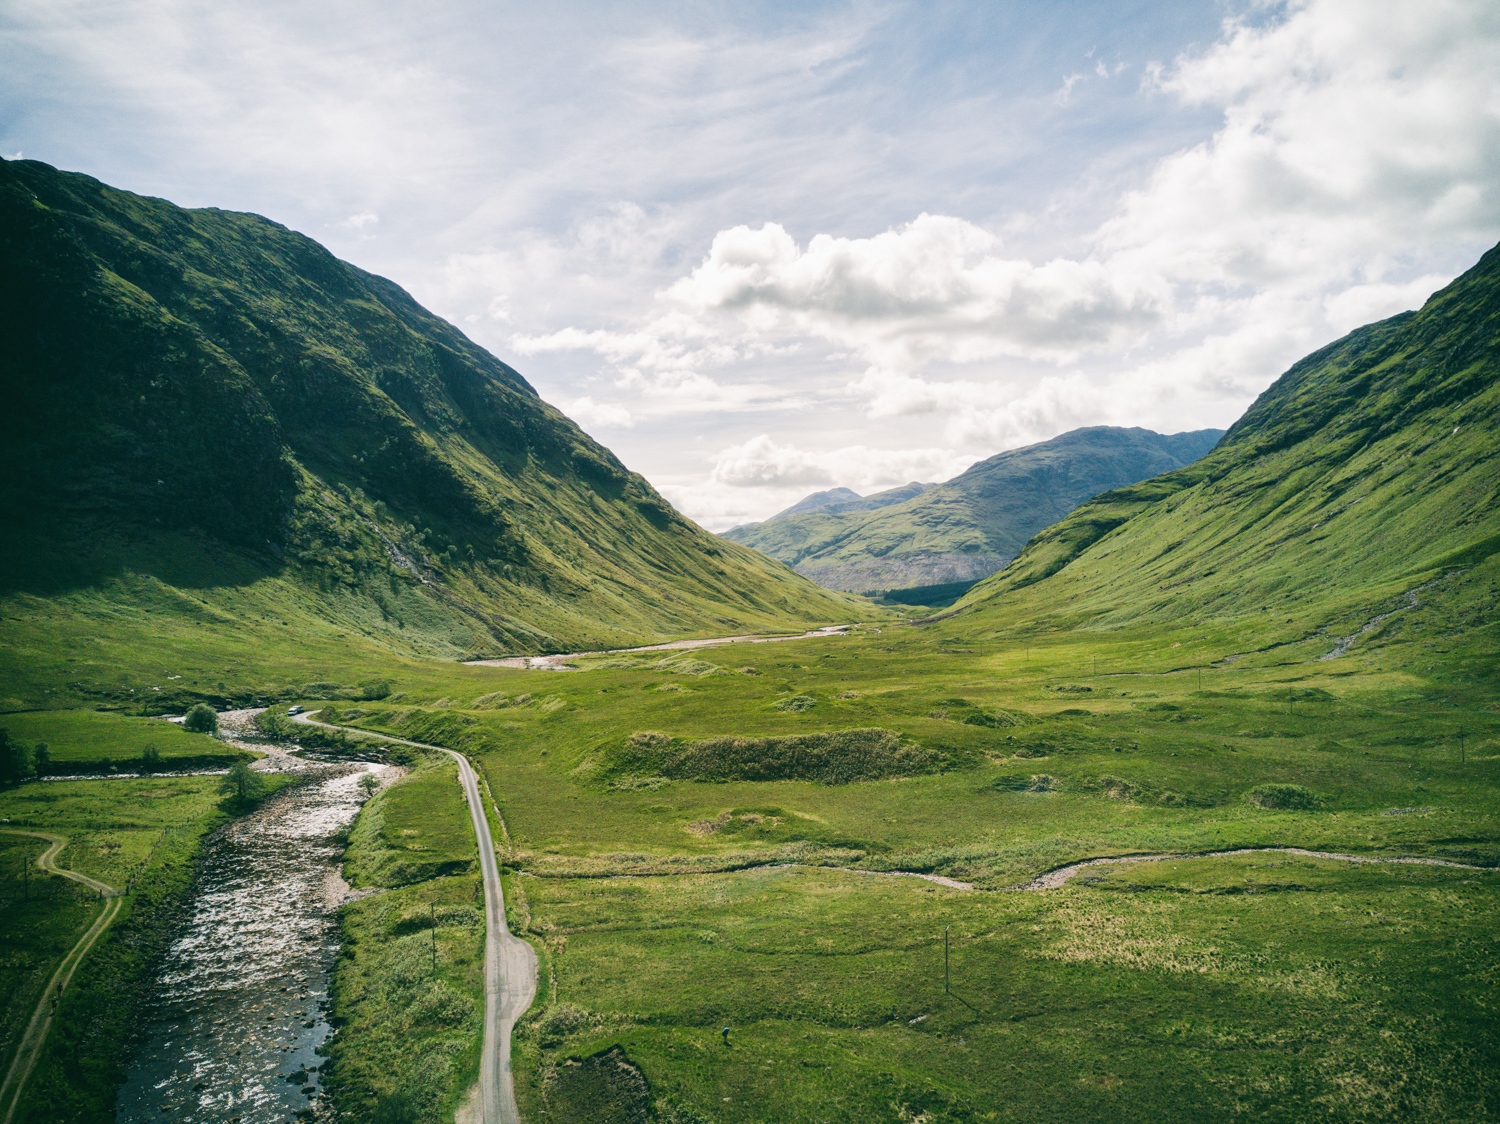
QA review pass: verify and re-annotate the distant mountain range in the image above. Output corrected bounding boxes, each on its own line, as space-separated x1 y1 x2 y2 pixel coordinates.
0 158 860 657
767 482 935 520
959 240 1500 635
722 427 1223 595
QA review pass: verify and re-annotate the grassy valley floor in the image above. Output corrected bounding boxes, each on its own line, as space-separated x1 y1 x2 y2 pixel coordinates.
290 575 1500 1124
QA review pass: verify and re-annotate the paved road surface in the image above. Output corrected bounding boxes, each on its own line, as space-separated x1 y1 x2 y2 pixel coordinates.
464 623 850 669
0 832 123 1124
292 711 537 1124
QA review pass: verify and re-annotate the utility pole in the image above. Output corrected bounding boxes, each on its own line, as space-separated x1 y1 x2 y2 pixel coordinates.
944 926 950 994
1460 732 1466 765
1197 668 1202 692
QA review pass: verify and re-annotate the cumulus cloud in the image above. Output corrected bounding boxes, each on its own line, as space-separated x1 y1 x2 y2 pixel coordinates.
1106 0 1500 287
533 0 1499 507
706 432 967 493
667 214 1165 369
709 434 834 488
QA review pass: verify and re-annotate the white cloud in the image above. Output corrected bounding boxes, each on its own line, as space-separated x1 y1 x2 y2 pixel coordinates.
666 215 1165 369
706 432 966 493
662 435 970 530
1322 274 1450 335
1104 0 1500 287
709 434 835 488
562 396 634 431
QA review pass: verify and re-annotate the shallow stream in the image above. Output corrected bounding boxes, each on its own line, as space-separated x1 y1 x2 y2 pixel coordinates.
115 762 384 1123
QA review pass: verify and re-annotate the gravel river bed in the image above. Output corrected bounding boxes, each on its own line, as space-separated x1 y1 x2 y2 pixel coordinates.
115 761 386 1123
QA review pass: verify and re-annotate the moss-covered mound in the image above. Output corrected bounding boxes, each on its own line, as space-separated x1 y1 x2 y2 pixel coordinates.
611 727 966 785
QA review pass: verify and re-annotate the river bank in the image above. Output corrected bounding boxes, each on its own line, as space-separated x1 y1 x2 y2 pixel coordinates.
115 761 388 1123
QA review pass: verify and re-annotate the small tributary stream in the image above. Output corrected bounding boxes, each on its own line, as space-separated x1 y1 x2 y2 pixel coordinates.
116 762 387 1123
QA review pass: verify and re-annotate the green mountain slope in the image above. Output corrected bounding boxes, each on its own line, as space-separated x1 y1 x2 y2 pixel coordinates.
958 241 1500 646
722 427 1222 593
0 158 863 667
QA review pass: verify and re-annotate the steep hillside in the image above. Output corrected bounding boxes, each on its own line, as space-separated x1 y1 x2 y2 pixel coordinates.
722 427 1221 593
958 241 1500 649
0 158 862 669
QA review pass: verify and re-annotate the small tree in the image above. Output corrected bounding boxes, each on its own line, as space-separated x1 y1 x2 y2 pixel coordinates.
33 742 50 775
358 773 381 798
140 745 163 774
0 730 36 786
219 761 266 807
184 703 219 736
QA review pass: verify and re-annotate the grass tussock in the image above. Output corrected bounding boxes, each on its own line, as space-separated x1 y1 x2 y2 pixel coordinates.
773 694 816 712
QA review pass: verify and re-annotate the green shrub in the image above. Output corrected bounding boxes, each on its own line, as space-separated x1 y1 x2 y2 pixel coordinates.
140 745 163 773
183 703 219 735
1246 783 1321 810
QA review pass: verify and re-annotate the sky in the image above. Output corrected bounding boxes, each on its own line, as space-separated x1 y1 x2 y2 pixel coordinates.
5 0 1500 529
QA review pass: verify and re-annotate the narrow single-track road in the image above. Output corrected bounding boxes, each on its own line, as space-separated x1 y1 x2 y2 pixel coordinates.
0 831 123 1124
463 623 851 669
292 711 537 1124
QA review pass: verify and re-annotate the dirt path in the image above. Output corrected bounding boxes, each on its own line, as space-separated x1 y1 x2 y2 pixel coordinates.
0 832 123 1124
292 712 537 1124
463 624 851 670
1015 845 1498 890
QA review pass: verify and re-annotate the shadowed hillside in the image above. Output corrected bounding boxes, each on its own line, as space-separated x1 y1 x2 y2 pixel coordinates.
0 158 863 673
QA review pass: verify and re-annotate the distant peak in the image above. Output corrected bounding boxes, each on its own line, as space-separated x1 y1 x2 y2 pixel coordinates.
771 487 863 519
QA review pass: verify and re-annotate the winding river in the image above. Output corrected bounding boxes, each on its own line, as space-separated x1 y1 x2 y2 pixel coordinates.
115 762 385 1123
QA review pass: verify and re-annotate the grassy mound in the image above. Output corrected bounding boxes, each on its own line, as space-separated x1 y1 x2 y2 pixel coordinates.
609 727 965 785
1246 783 1322 810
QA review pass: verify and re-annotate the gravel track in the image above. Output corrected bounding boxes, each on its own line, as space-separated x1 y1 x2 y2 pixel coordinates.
0 831 123 1124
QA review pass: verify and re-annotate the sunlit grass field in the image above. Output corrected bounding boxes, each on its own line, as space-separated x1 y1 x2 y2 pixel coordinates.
329 753 488 1123
2 544 1497 1122
279 558 1500 1123
0 709 246 771
0 774 284 1122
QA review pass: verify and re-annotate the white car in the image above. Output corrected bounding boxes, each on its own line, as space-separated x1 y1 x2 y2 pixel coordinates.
287 705 303 716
